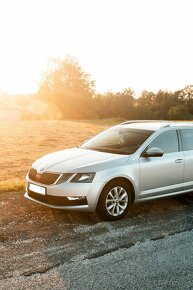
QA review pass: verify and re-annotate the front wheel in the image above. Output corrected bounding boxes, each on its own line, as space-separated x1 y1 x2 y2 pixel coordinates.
96 181 132 221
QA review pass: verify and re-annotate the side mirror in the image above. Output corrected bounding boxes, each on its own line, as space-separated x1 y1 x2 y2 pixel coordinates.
141 147 164 158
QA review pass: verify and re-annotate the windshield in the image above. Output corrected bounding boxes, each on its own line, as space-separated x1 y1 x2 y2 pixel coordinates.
81 127 154 155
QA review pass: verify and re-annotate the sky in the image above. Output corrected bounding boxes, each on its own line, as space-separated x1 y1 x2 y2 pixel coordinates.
0 0 193 95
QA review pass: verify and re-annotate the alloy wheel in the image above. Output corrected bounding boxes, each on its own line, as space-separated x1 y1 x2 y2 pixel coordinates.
105 186 128 217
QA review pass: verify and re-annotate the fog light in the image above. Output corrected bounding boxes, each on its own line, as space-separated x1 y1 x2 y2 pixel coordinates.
67 196 85 200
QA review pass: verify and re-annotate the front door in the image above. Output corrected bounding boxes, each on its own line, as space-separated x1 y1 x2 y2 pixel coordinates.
139 130 184 199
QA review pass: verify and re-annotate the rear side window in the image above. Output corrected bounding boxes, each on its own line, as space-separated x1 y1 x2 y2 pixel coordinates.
181 129 193 151
147 130 179 153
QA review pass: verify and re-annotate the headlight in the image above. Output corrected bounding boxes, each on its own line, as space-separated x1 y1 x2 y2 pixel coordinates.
70 173 95 183
56 173 73 184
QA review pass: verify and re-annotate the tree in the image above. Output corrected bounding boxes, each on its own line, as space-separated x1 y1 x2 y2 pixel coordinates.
179 85 193 115
168 104 192 120
38 56 95 119
136 91 155 119
152 90 176 119
92 88 135 119
111 88 135 119
92 92 115 119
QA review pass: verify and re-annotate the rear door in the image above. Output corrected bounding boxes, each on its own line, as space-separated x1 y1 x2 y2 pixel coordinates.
180 129 193 191
139 130 184 199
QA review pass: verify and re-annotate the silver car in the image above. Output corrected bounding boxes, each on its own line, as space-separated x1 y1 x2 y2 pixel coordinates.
25 121 193 220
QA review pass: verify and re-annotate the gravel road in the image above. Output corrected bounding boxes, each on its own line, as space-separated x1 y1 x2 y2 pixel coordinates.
1 191 193 289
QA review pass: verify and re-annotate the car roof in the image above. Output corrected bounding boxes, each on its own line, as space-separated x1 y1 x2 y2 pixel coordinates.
119 120 193 131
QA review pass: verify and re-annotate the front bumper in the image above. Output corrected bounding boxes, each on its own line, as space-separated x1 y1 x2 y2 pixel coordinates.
24 191 90 211
25 175 103 212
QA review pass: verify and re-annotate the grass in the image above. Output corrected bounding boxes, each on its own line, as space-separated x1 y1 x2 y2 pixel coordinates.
0 119 121 193
0 178 25 193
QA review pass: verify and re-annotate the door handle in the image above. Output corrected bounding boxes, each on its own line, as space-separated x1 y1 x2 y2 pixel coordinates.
175 159 183 163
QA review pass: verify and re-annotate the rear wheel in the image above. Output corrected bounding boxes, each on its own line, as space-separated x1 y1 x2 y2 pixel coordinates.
97 180 132 221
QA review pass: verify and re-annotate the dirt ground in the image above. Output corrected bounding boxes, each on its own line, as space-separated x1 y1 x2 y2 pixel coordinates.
1 191 193 289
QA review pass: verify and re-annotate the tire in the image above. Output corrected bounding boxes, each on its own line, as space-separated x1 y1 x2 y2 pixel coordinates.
96 180 132 221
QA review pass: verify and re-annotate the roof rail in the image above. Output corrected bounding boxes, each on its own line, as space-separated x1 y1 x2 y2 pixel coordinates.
121 120 170 125
160 124 171 128
169 122 193 127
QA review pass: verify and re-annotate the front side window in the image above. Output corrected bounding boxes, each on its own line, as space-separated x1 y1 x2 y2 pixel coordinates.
181 129 193 151
146 130 179 153
81 127 153 155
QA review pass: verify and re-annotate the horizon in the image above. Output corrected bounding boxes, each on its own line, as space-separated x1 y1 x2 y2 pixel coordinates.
0 0 193 95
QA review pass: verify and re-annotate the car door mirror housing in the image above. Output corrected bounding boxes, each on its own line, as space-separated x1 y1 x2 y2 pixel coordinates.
142 147 164 157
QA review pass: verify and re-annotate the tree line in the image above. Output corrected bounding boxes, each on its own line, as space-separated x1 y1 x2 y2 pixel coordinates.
37 56 193 120
93 87 193 120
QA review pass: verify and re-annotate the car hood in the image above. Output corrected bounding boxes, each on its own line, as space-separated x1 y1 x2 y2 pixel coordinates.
32 147 128 173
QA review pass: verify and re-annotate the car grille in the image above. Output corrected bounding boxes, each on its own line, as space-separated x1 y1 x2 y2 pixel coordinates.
28 168 60 185
28 190 87 206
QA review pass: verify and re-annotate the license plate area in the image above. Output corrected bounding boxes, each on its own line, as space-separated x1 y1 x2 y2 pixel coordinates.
28 183 46 195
